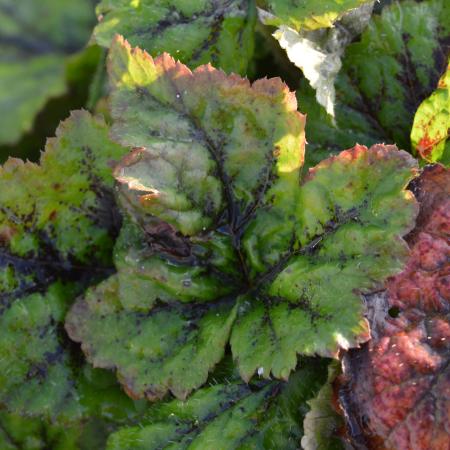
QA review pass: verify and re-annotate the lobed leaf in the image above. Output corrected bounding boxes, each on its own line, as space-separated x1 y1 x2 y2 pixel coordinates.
232 144 418 381
298 0 450 166
338 165 450 449
93 0 256 75
0 110 126 300
0 111 140 422
257 0 373 32
0 281 84 420
411 58 450 164
0 0 96 145
66 266 238 402
66 38 419 402
106 359 329 450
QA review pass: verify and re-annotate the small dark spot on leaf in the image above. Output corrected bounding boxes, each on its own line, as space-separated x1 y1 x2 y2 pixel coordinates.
388 306 401 318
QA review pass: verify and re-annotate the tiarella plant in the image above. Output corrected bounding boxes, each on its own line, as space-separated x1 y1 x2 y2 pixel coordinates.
0 1 449 449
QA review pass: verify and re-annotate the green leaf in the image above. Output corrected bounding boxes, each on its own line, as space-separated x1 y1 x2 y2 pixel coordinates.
0 410 82 450
232 145 418 381
0 110 126 289
0 111 138 421
257 0 373 32
301 362 344 450
106 359 328 450
93 0 256 75
66 269 238 402
298 0 450 166
66 39 419 402
0 0 96 145
107 35 305 245
411 59 450 164
0 408 139 450
0 279 147 424
0 281 84 420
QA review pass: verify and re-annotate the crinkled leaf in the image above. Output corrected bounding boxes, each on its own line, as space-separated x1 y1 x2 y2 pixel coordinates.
257 0 373 32
298 0 450 166
66 268 238 402
232 145 417 380
106 359 328 450
301 362 344 450
106 35 305 245
93 0 256 75
0 111 138 421
0 0 96 145
338 165 450 449
66 39 418 401
411 59 450 164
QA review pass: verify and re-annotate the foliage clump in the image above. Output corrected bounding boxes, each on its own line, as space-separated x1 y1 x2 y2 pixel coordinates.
0 1 449 449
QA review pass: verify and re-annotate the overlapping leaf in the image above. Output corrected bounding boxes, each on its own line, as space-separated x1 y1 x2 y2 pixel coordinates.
0 0 96 145
411 59 450 164
297 0 450 166
106 358 329 450
301 362 344 450
0 110 126 303
338 165 450 449
93 0 256 75
0 110 141 422
257 0 373 32
66 38 419 403
0 280 147 423
258 0 375 119
272 2 374 117
0 403 145 450
0 410 84 450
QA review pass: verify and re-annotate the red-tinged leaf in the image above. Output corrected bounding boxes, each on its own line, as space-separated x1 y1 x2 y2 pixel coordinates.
411 61 450 164
338 165 450 450
65 37 419 401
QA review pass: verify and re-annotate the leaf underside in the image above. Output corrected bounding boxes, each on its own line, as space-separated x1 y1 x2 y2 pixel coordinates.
338 165 450 450
271 1 374 118
257 0 373 32
65 37 419 403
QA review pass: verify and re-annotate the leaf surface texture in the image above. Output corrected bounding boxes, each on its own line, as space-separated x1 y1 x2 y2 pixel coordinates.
66 38 419 401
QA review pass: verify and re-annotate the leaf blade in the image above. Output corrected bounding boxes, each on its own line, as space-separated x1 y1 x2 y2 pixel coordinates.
411 59 450 164
94 0 256 75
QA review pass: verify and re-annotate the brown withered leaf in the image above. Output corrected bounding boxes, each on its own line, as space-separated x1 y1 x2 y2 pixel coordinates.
338 165 450 450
